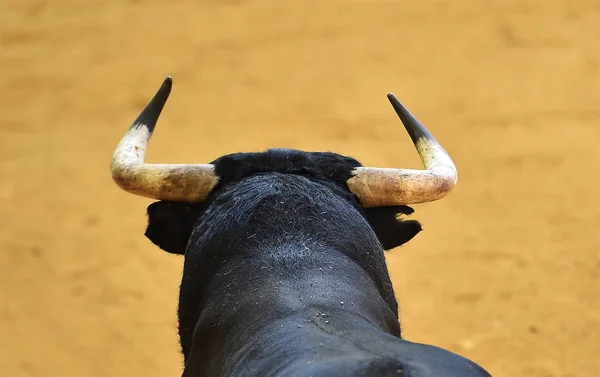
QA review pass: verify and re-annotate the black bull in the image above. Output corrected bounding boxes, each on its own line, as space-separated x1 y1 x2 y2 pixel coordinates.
114 81 492 377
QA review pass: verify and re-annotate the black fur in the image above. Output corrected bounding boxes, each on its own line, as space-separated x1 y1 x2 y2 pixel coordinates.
363 206 422 250
145 201 206 255
143 149 490 377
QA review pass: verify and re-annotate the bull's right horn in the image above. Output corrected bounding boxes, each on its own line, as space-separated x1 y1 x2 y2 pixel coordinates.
347 94 458 208
110 77 219 202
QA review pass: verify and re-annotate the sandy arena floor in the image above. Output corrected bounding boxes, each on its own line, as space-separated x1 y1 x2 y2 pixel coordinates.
1 1 599 376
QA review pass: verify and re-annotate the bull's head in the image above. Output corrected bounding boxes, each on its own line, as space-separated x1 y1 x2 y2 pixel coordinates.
111 77 457 209
107 79 493 377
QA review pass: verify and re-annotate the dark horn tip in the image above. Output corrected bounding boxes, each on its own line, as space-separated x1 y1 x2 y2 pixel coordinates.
129 76 173 133
386 93 400 109
386 92 407 116
386 92 433 143
160 76 173 94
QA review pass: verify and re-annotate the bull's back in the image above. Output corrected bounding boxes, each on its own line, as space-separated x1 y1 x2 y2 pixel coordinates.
272 340 491 377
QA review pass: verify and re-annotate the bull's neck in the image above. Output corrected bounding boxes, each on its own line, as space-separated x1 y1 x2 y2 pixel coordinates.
184 245 401 376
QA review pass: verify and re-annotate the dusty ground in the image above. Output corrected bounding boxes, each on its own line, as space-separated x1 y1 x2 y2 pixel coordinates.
1 1 599 376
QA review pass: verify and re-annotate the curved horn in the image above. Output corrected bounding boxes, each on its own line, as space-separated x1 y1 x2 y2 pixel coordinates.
111 77 219 202
347 94 457 208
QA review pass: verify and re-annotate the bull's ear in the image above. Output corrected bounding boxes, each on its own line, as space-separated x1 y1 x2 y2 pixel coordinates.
145 201 206 255
363 206 422 250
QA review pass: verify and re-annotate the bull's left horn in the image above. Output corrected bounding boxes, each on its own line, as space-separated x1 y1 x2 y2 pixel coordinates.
347 94 457 208
111 77 219 202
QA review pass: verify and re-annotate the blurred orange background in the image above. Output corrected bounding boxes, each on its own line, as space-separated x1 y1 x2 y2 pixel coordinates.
1 1 599 376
